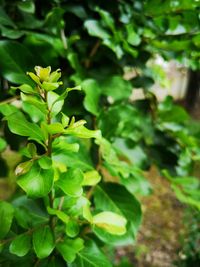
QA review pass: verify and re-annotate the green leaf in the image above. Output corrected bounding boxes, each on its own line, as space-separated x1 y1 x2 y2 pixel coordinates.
9 233 31 257
96 8 115 31
33 225 55 259
0 41 36 84
5 111 44 144
18 0 35 14
64 125 101 139
84 20 110 39
48 68 62 82
73 240 112 267
43 123 64 135
82 79 101 116
93 211 127 235
0 25 24 39
0 201 14 239
17 163 54 198
94 183 142 238
101 76 133 101
21 93 47 114
47 91 64 117
15 160 33 176
11 84 36 94
82 170 101 186
0 137 7 152
27 143 37 157
126 24 141 46
57 237 84 263
41 81 62 91
0 7 15 27
61 113 70 128
56 168 83 197
38 156 52 169
66 220 80 238
47 206 69 223
52 86 81 106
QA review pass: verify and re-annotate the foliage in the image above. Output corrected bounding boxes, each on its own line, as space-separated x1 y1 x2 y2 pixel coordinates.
0 0 200 265
176 208 200 267
0 67 142 266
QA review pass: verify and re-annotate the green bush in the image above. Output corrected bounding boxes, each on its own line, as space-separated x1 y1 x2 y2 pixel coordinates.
0 1 200 266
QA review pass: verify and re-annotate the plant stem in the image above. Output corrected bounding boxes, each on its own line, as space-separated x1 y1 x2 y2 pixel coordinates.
43 91 55 230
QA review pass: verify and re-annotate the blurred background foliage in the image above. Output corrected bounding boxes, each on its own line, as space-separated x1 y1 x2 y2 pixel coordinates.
0 0 200 266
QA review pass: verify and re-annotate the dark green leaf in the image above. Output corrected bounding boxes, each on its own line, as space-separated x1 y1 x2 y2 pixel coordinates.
33 225 55 259
57 237 84 263
5 111 45 144
9 233 31 257
0 201 14 239
0 41 36 84
84 20 110 39
72 240 112 267
82 79 101 116
94 183 142 239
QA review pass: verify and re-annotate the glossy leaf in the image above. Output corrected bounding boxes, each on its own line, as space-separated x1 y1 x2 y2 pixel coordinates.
9 233 31 257
0 41 35 84
82 170 101 186
17 163 54 198
93 211 127 235
0 201 14 239
15 160 33 176
82 79 101 116
56 168 83 197
66 220 80 238
94 183 142 238
84 20 110 39
64 125 101 139
38 156 52 169
47 206 69 223
57 237 84 263
73 240 112 267
5 111 44 144
33 225 55 259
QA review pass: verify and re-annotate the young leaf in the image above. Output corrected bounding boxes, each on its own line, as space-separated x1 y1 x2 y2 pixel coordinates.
56 237 84 263
47 91 64 116
9 233 31 257
17 163 54 198
33 225 55 259
93 211 127 235
43 122 64 135
47 206 69 224
48 68 61 82
35 66 51 82
41 81 62 91
61 113 70 128
27 143 37 157
64 125 101 139
82 170 101 186
56 168 83 197
0 201 14 239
